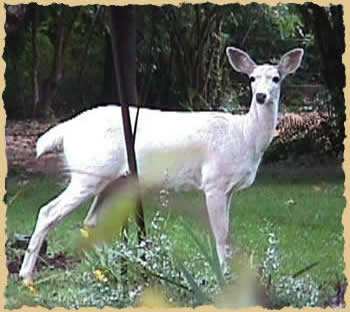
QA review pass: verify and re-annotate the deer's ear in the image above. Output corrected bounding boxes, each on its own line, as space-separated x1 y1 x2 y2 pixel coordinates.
278 48 304 79
226 47 256 76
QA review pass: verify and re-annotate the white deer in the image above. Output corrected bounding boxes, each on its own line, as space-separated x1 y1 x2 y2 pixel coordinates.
19 47 303 281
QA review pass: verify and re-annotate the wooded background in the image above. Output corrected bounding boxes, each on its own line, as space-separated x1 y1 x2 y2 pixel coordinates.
4 3 345 158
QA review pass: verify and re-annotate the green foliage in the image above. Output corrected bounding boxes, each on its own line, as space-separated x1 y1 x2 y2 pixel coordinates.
260 229 323 307
4 3 324 118
136 3 315 112
4 5 106 118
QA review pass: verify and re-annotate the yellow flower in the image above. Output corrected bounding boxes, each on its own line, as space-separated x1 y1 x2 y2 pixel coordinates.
80 228 89 238
23 280 39 296
28 285 39 296
94 269 108 282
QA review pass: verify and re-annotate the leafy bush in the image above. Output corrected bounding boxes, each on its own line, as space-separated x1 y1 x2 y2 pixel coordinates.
47 211 223 308
264 112 342 163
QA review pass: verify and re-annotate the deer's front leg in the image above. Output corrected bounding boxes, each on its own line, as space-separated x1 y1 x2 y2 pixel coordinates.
205 189 233 269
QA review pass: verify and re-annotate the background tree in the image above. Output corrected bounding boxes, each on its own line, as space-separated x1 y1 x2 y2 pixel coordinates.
298 3 345 154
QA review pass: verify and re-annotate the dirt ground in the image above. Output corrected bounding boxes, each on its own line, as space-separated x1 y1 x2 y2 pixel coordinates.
5 120 64 174
5 119 344 176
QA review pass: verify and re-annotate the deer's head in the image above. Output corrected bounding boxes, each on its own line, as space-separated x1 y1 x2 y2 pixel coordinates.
226 47 304 106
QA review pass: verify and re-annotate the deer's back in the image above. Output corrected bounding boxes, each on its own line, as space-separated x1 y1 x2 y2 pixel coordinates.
62 105 238 191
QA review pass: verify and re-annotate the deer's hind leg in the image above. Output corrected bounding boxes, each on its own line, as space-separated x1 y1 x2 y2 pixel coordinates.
19 179 97 281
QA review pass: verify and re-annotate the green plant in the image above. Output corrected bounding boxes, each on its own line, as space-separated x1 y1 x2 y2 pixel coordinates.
259 224 325 308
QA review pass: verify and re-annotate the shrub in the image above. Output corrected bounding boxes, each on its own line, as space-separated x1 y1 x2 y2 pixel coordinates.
259 226 326 308
264 112 341 163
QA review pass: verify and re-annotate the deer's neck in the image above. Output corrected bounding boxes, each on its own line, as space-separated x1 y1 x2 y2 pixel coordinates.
244 98 279 158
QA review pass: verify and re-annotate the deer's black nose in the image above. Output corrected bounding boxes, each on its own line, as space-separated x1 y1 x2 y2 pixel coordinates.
256 93 267 104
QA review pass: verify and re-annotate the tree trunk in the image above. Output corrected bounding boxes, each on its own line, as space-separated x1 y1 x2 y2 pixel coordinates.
101 31 118 102
299 4 344 102
298 4 345 154
39 6 80 117
110 6 146 240
31 4 40 117
78 6 101 107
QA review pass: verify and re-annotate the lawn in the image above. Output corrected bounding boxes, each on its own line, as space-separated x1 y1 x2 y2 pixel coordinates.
5 165 345 308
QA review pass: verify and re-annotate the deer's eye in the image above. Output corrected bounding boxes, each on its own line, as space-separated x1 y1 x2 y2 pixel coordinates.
272 76 280 83
249 76 256 83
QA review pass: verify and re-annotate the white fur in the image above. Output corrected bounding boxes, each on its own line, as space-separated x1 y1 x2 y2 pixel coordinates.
19 47 303 280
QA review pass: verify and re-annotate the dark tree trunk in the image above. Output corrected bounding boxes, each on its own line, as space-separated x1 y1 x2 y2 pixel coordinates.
101 31 118 102
110 6 146 240
110 6 138 104
5 5 29 117
298 4 345 153
300 4 345 97
38 6 80 117
78 6 101 107
40 8 65 117
31 4 40 117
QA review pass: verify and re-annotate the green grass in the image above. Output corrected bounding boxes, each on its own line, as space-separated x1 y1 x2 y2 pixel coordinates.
5 166 345 308
233 170 345 287
6 175 90 255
